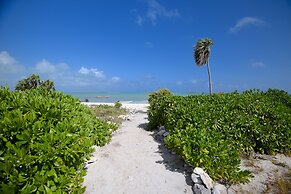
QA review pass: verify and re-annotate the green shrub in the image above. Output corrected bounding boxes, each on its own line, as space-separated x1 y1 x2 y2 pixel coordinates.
114 101 122 109
0 87 116 193
148 89 291 184
147 89 173 130
164 126 251 184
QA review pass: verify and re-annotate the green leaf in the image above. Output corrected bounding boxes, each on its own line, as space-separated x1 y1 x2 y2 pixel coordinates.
44 185 53 194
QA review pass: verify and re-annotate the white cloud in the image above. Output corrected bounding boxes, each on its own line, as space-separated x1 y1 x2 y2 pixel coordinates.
111 76 121 83
0 51 16 65
36 59 56 74
0 52 121 90
176 81 183 85
136 0 179 26
0 51 24 73
43 65 116 88
229 17 266 33
35 59 68 74
93 71 105 79
78 66 90 74
252 61 266 68
78 66 105 79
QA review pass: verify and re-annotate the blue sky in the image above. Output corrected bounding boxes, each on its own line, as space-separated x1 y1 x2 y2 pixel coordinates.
0 0 291 93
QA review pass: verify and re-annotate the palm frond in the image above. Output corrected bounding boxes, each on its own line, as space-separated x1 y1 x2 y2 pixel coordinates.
194 38 213 66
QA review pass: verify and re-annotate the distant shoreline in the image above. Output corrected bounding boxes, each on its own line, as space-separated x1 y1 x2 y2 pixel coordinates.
67 92 150 104
81 102 149 110
95 96 110 99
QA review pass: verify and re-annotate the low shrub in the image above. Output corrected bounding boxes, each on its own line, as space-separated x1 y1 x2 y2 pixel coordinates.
148 89 291 184
114 101 122 109
147 88 173 130
0 87 116 193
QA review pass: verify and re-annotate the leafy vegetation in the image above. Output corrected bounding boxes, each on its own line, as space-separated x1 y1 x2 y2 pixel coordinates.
147 89 173 130
114 101 122 109
148 89 291 184
0 87 116 193
15 74 55 91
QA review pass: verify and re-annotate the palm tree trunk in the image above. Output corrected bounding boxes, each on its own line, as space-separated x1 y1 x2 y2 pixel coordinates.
207 59 213 95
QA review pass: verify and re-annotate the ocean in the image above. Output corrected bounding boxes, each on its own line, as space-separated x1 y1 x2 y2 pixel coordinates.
66 92 150 104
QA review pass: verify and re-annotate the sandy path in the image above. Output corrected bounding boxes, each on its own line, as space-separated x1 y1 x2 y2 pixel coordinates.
83 106 193 194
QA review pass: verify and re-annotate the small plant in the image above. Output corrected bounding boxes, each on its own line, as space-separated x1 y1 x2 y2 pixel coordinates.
264 169 291 194
114 101 122 109
241 158 263 174
243 159 256 168
274 170 291 194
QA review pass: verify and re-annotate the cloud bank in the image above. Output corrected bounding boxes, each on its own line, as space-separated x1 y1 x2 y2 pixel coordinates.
0 51 24 74
0 51 121 91
36 59 68 74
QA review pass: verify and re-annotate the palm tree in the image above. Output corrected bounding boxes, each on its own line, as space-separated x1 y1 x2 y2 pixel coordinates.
15 74 41 91
193 38 214 94
15 74 55 91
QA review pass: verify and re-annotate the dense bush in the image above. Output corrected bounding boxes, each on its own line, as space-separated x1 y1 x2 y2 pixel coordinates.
148 89 291 184
147 89 173 130
0 87 116 193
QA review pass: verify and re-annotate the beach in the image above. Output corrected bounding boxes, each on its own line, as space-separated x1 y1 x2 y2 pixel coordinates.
82 102 149 112
82 102 193 194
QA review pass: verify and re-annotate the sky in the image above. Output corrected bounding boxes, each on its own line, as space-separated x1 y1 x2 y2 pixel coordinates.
0 0 291 93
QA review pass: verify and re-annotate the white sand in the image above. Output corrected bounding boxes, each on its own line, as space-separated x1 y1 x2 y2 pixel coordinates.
83 103 193 194
229 154 291 193
81 102 149 112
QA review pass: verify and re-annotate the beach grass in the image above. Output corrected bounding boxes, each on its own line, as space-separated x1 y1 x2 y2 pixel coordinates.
89 104 128 125
264 168 291 193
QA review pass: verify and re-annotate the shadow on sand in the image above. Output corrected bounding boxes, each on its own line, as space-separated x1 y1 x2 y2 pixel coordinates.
137 122 193 187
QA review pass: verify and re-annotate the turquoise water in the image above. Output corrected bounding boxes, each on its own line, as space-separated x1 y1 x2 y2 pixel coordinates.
66 92 150 103
66 92 190 104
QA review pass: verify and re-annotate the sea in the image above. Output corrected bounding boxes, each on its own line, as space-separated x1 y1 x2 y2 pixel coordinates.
66 92 189 104
66 92 151 104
